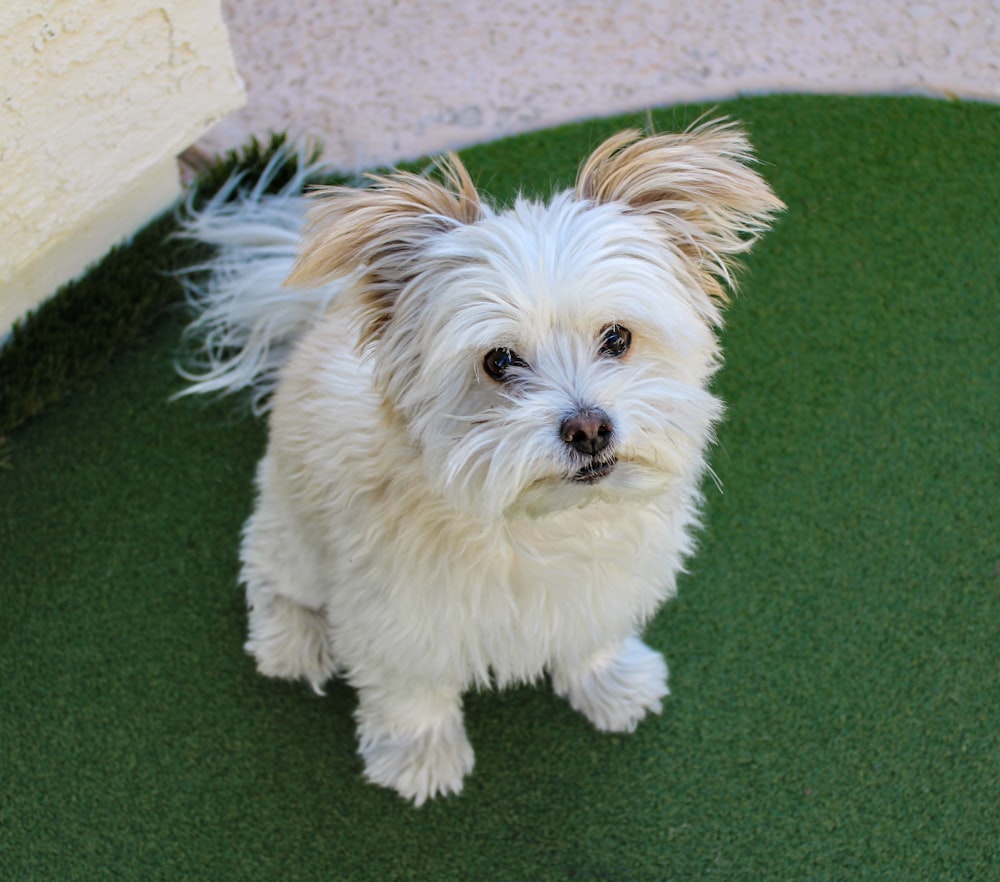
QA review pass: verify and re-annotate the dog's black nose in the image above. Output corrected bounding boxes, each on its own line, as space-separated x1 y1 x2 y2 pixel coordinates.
561 409 613 456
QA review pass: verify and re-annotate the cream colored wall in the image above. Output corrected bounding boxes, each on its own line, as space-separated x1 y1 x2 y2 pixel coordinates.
0 0 246 338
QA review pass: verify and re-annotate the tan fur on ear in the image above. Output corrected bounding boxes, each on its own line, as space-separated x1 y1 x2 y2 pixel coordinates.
576 119 784 302
285 153 482 341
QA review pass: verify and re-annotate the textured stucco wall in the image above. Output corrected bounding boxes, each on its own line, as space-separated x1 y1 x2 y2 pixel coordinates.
0 0 246 335
200 0 1000 170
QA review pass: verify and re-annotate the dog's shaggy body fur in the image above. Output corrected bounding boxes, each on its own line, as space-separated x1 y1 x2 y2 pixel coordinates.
178 123 782 805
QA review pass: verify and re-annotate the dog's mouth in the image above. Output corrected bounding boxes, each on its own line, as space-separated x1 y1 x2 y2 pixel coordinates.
572 456 617 484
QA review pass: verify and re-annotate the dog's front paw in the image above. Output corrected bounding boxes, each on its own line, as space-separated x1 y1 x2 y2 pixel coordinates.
357 710 474 806
554 637 669 733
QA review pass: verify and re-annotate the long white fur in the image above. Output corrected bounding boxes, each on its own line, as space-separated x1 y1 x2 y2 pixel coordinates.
177 123 782 806
174 148 346 413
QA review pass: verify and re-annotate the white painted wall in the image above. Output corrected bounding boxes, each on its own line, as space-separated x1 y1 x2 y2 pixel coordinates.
0 0 246 337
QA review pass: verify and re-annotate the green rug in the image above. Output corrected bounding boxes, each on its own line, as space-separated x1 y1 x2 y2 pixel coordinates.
2 94 998 881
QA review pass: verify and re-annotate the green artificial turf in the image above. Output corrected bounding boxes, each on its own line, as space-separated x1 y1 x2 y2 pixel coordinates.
2 94 999 881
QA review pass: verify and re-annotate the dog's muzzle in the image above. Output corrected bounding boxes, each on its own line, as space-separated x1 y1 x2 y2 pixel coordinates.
573 457 617 483
561 409 616 483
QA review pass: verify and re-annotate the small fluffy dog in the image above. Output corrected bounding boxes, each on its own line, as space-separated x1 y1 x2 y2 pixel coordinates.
178 121 782 805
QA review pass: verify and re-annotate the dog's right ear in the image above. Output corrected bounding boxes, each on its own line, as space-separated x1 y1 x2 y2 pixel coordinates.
285 154 483 342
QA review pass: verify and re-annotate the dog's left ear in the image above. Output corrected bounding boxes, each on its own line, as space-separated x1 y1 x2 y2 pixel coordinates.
286 154 483 342
576 120 784 303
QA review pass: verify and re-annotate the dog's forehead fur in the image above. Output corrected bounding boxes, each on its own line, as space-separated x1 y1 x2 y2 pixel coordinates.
407 191 716 355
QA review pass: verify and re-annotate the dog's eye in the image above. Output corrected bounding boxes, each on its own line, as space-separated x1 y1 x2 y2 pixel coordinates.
483 348 527 382
599 324 632 358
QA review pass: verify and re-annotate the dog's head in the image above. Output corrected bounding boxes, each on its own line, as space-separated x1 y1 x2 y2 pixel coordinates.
286 121 783 518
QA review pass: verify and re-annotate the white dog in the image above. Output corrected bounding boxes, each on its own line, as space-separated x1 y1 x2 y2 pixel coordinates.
178 121 782 805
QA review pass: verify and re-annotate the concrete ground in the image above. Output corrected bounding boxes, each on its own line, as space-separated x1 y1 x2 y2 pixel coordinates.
199 0 999 169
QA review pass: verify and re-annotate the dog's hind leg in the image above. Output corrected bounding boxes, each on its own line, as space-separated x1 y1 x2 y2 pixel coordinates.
244 592 335 694
552 636 669 734
239 459 337 694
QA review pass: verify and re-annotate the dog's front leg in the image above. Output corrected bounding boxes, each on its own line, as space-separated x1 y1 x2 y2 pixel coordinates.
552 636 669 734
353 679 474 806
